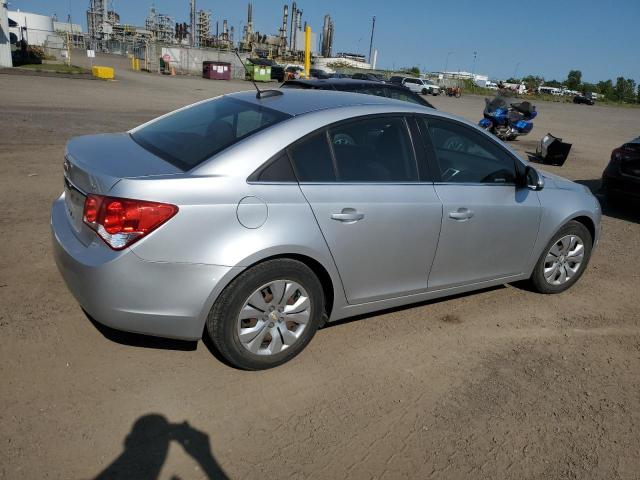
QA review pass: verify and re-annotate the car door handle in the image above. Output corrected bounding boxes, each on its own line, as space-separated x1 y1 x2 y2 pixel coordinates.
331 208 365 223
449 208 474 221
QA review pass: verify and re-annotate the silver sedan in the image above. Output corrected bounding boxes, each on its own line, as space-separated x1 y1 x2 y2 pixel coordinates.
52 89 601 369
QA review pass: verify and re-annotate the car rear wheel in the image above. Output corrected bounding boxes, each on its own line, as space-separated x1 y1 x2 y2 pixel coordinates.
206 259 324 370
421 88 428 95
529 221 592 294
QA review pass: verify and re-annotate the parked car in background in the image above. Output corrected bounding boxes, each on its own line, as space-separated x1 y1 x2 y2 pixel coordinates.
351 72 386 82
389 76 440 95
285 65 304 80
309 68 331 79
421 78 441 95
573 94 595 105
281 78 434 108
601 136 640 200
52 89 601 370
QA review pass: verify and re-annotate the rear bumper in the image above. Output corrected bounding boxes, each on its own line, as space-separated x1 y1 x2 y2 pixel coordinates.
51 195 238 340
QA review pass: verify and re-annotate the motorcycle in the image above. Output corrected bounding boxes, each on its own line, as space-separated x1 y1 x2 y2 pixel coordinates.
445 86 462 98
478 94 537 141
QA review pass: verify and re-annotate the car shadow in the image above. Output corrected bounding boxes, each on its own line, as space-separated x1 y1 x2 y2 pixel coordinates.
93 414 229 480
85 311 197 351
324 285 506 329
574 179 640 224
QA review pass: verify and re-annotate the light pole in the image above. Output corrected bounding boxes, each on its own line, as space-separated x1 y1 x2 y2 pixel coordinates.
471 51 477 76
444 51 454 74
513 62 521 80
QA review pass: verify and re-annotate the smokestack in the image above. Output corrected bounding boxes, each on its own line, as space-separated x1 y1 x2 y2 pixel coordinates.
289 3 296 50
368 16 376 64
321 14 333 57
190 0 196 47
280 4 288 50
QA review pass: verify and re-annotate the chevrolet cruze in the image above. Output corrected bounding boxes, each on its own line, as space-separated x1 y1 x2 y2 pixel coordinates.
52 89 601 370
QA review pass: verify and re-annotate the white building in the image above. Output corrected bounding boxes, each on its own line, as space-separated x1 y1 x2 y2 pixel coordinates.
53 21 83 35
438 70 489 87
1 1 12 67
314 55 371 70
8 10 55 46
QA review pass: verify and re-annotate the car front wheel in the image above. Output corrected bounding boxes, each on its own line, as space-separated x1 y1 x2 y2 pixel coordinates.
529 221 593 294
206 259 325 370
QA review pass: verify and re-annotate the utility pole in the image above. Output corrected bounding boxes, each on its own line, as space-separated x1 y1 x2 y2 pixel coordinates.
368 16 375 65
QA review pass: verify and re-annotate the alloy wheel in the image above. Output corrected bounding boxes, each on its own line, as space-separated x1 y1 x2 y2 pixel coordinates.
543 234 585 285
237 280 311 356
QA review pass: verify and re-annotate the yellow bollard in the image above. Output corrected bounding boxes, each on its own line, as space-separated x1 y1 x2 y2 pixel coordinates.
304 25 311 79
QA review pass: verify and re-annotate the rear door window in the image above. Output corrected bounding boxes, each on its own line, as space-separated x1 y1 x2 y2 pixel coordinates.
131 97 290 171
328 116 418 182
288 131 336 182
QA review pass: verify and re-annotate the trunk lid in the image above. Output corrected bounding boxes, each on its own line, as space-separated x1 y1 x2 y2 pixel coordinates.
63 133 182 244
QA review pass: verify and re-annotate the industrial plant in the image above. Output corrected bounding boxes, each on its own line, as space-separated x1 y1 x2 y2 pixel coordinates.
2 0 381 76
80 1 367 66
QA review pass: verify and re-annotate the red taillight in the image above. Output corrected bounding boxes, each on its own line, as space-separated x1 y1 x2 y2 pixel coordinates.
83 194 178 250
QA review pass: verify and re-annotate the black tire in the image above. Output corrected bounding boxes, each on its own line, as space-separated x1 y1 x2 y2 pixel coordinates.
529 220 593 294
421 88 428 95
206 259 324 370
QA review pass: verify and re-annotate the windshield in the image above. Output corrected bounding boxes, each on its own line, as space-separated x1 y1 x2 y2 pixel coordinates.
484 93 510 113
131 97 291 171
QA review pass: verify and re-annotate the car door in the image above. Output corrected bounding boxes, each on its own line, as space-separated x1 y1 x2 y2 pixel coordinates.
289 115 443 304
416 116 542 289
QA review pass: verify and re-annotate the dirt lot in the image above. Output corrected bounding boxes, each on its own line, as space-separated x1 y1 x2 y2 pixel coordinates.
1 66 639 480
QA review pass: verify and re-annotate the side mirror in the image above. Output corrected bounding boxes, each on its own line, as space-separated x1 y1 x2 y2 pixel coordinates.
525 165 545 191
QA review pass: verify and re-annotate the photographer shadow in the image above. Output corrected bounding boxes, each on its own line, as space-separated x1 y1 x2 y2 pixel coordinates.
94 414 228 480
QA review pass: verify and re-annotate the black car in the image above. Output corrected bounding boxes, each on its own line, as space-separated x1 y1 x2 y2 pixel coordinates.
351 72 386 82
309 68 331 79
573 94 595 105
280 78 435 108
602 136 640 200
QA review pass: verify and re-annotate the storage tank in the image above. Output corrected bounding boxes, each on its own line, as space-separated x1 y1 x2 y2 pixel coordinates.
8 10 54 46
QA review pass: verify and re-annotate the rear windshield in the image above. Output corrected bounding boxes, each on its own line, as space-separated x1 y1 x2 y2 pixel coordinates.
131 96 291 171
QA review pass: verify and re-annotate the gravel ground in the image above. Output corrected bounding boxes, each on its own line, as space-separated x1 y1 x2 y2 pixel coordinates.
1 64 639 480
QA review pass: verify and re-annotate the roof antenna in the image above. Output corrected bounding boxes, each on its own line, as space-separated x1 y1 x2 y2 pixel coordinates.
234 50 283 99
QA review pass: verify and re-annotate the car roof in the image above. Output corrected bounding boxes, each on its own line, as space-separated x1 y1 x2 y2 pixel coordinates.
226 87 419 116
283 78 389 88
280 79 435 109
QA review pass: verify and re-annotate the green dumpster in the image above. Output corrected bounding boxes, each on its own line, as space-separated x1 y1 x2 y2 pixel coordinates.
245 63 271 82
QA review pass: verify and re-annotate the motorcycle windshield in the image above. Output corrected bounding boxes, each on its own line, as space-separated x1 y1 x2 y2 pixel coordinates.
484 94 509 114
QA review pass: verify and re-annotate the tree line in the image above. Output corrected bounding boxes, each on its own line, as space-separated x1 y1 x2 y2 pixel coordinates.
505 70 639 103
